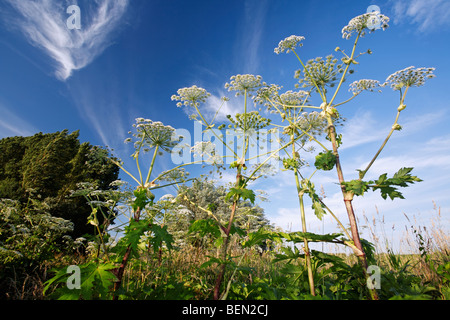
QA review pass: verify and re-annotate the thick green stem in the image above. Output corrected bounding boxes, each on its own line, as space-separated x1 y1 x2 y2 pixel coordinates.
144 145 159 186
326 114 379 300
295 177 316 296
291 134 315 295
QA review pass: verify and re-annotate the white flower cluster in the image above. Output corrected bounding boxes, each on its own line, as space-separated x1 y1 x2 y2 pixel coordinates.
385 66 435 90
171 85 211 108
296 111 327 135
349 79 383 94
254 84 282 108
157 168 190 182
191 141 223 165
127 118 180 153
279 90 310 106
251 163 277 177
296 55 343 91
274 35 305 54
342 12 389 39
225 74 265 96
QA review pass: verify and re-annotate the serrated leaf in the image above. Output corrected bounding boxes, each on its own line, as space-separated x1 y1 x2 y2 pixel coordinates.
314 151 336 171
79 262 117 299
342 179 370 196
132 188 151 212
148 224 174 253
273 246 303 263
123 219 151 255
188 219 221 238
225 187 256 204
312 200 326 220
278 231 343 243
241 227 272 248
371 167 421 200
45 262 117 300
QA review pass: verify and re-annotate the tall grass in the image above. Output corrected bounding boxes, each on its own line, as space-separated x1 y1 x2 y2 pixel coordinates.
3 203 448 299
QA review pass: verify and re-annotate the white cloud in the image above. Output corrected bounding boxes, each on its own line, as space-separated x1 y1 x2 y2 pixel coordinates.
389 0 450 32
234 0 269 73
0 103 37 138
203 92 243 122
5 0 129 80
66 79 127 149
338 110 385 150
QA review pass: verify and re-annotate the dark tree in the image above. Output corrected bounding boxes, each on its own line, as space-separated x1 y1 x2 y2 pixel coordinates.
0 130 119 238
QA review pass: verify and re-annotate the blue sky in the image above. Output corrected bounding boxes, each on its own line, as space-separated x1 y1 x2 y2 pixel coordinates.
1 0 449 253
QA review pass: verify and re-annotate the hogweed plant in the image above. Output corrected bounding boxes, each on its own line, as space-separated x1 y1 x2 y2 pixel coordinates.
172 75 310 299
42 9 437 301
255 10 435 299
44 118 200 299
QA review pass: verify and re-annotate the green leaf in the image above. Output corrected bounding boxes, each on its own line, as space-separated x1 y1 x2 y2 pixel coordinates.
132 188 151 212
273 246 304 263
241 227 272 248
301 179 327 220
342 179 370 196
188 219 221 239
199 256 235 269
79 262 117 299
314 151 336 171
312 200 326 220
278 231 343 243
371 167 422 200
225 187 256 204
122 219 151 255
148 224 174 253
44 262 117 300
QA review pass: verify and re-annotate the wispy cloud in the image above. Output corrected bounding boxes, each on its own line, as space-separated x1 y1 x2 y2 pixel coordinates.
4 0 129 80
66 79 127 150
203 92 243 122
389 0 450 32
0 103 37 138
235 0 269 73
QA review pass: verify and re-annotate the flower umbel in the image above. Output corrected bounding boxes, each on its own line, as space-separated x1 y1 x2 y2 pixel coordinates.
274 35 305 54
349 79 383 94
191 141 223 166
279 90 310 107
225 74 266 96
171 85 211 108
385 66 436 91
129 118 180 154
342 12 389 40
295 55 344 92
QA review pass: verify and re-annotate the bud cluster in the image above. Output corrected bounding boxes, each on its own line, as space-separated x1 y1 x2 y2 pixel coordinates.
295 55 344 92
226 111 272 131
